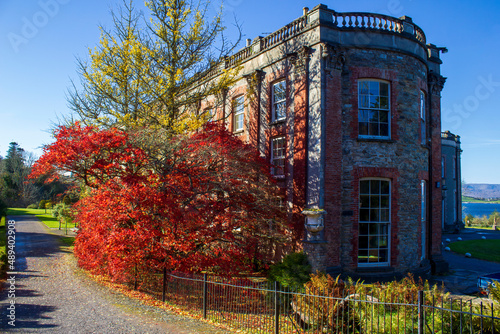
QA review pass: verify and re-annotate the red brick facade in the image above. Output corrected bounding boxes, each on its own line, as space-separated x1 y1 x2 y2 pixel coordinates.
202 5 448 278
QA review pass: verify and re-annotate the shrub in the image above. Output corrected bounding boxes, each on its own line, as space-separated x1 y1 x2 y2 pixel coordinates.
0 216 6 276
369 273 448 305
0 199 6 218
441 299 500 333
292 272 359 332
52 203 74 230
489 282 500 303
52 203 65 219
489 210 500 227
267 252 311 290
289 273 456 333
39 200 47 209
465 213 474 227
27 204 38 209
62 195 72 205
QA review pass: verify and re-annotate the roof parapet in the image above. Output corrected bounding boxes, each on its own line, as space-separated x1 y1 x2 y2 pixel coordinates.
204 4 431 79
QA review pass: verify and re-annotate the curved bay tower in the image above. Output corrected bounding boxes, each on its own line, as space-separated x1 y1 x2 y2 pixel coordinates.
200 4 449 279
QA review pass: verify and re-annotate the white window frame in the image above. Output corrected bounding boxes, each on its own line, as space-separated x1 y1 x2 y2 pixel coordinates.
420 91 426 145
442 156 446 178
271 136 285 177
233 96 244 132
272 80 286 122
358 178 391 267
358 80 390 139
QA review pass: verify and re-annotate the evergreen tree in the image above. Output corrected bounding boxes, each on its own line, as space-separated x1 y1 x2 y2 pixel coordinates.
0 142 67 207
0 142 26 206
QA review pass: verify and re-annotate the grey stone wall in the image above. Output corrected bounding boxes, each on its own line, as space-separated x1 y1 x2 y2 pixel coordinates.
441 132 462 231
338 49 429 274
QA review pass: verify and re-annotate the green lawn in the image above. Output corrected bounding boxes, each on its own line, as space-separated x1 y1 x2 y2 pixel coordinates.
449 239 500 263
465 226 497 230
462 195 500 203
7 208 51 216
7 208 76 229
0 216 6 277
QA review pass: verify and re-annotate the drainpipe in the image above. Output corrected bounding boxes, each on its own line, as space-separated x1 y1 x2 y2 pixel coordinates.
222 88 228 128
427 86 433 262
256 70 264 151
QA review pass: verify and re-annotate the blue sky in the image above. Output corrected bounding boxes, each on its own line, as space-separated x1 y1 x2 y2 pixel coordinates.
1 0 499 184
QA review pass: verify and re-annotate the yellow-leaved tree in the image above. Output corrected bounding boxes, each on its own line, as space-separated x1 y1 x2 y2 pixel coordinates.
68 0 240 135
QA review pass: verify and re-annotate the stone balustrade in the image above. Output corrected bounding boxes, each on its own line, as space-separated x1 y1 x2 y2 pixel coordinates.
260 15 309 50
224 46 253 68
441 131 461 142
215 14 308 73
202 6 427 79
328 10 426 44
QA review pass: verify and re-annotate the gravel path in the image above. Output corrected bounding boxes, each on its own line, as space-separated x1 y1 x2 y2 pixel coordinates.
0 216 232 333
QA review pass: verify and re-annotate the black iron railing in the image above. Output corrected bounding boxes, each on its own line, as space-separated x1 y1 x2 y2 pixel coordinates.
125 267 500 333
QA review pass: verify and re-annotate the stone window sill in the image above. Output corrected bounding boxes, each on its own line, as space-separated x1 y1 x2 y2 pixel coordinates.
357 138 395 143
356 266 394 273
269 120 286 126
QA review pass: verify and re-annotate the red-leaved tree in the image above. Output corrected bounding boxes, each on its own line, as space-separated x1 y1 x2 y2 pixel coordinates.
30 122 289 280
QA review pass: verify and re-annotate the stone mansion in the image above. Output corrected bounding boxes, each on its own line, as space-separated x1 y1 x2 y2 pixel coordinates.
198 4 451 279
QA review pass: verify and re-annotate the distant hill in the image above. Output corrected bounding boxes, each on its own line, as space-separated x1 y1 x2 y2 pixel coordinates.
462 184 500 200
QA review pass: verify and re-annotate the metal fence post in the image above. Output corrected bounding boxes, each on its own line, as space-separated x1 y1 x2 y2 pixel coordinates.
274 281 279 334
418 290 424 334
203 273 208 319
162 267 166 302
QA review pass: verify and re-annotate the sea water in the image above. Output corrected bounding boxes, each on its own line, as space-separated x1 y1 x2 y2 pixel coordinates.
462 202 500 219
